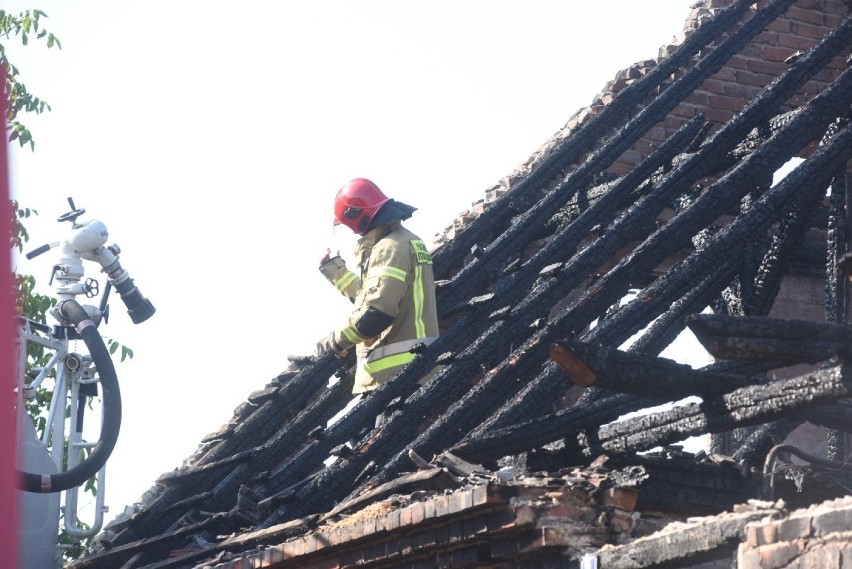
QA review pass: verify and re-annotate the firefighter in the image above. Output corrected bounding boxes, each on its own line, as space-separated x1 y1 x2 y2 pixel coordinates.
316 178 439 395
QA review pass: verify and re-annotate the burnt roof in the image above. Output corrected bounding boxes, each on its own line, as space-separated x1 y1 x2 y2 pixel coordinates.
71 0 852 567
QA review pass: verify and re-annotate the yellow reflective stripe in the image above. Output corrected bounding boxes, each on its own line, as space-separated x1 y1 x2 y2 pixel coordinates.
413 264 426 338
368 265 407 282
363 351 415 374
341 325 365 344
335 271 358 292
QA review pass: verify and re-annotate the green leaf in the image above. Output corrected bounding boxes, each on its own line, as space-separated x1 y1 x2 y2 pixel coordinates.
121 346 134 362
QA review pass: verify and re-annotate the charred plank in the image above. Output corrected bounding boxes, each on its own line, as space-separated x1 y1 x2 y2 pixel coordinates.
451 392 661 464
731 419 799 472
686 314 852 363
748 152 847 317
548 338 756 398
572 365 851 459
793 398 852 432
628 259 738 356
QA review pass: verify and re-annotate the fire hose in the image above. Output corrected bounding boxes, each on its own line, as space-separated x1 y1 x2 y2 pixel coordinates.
18 299 121 493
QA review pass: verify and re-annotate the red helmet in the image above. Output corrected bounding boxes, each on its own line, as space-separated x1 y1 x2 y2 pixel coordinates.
334 178 391 235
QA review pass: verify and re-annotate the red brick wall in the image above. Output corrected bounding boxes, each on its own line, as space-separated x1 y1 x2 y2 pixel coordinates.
737 496 852 568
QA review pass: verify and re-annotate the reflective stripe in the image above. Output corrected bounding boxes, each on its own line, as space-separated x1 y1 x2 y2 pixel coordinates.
335 271 358 292
364 351 415 374
368 265 407 282
341 325 365 344
413 264 426 338
365 337 438 363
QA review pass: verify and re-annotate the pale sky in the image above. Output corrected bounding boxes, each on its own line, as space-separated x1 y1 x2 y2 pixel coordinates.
7 1 696 527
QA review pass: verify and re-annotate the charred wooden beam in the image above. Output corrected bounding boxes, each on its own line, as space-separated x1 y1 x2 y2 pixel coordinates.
686 314 852 363
611 453 760 515
727 109 801 162
792 398 852 432
451 392 660 464
570 365 852 460
429 0 763 279
719 187 774 318
548 338 756 398
463 363 576 441
826 169 850 471
628 259 738 356
731 419 799 472
749 154 848 317
824 172 849 455
825 172 849 324
107 350 349 546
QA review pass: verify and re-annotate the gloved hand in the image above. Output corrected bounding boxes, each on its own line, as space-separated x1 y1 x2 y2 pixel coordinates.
316 331 348 357
320 249 340 268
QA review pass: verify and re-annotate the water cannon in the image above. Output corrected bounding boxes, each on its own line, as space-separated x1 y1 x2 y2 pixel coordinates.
27 197 156 325
16 198 158 566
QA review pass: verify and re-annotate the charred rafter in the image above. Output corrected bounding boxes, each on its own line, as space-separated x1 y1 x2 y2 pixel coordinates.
567 365 851 461
687 314 852 363
547 338 756 398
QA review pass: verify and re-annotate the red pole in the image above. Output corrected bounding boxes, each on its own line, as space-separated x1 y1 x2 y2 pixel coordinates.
0 73 20 568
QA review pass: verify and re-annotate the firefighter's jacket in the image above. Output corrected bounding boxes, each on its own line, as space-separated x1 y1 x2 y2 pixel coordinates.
320 220 439 393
